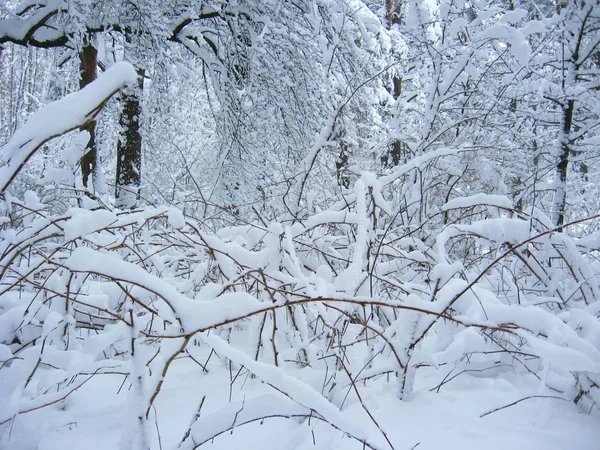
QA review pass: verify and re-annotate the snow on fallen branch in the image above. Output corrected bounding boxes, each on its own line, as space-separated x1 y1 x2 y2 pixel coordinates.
177 394 307 449
198 332 392 450
0 61 138 193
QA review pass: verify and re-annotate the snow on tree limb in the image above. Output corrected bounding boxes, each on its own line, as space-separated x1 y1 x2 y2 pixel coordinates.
0 4 67 48
0 61 138 194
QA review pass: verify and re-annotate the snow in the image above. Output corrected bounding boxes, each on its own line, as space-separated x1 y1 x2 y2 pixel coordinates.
64 209 118 241
179 394 306 448
63 247 271 333
5 197 596 450
198 333 389 450
0 4 58 42
167 207 186 229
5 357 599 450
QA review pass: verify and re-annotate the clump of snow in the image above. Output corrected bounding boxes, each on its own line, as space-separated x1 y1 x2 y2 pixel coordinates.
167 207 186 229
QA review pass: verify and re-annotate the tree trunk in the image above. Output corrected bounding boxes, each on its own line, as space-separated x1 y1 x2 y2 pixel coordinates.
553 98 574 229
115 69 143 209
79 44 98 190
382 75 406 168
383 1 405 169
385 0 403 27
336 140 351 189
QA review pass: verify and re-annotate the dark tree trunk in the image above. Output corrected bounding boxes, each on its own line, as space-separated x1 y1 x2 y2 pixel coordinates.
336 141 351 189
383 3 405 169
381 76 406 169
385 0 403 27
555 98 574 229
79 44 97 189
115 69 143 208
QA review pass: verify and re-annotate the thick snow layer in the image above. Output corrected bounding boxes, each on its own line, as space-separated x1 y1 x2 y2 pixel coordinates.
63 247 270 332
199 333 389 450
4 357 598 450
442 193 513 211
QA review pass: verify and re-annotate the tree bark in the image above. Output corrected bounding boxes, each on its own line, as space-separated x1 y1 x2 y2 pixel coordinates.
115 69 143 208
383 1 405 169
385 0 403 27
336 140 351 189
79 44 98 190
553 98 574 229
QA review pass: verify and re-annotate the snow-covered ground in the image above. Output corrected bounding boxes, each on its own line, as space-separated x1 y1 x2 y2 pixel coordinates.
4 356 598 450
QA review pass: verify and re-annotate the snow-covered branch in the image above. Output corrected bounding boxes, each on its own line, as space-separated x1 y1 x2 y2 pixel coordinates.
0 61 138 193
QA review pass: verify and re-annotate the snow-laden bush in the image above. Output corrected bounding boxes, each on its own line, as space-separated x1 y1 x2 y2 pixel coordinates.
1 57 599 450
1 157 599 448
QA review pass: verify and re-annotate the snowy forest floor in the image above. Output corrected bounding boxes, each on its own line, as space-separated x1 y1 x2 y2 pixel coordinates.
8 356 599 450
